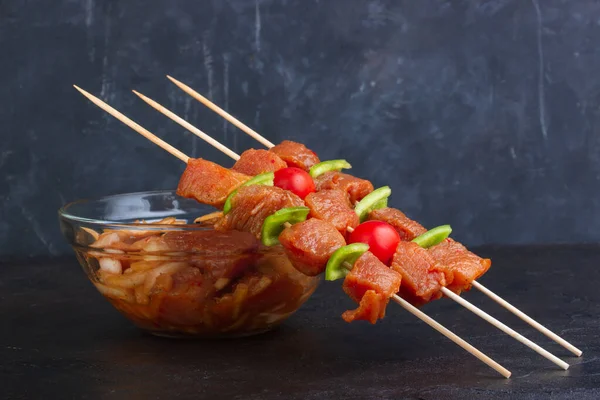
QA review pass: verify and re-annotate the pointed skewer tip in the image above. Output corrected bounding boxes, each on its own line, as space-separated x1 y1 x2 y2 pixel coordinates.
471 281 583 357
166 75 185 87
132 90 150 101
441 287 570 370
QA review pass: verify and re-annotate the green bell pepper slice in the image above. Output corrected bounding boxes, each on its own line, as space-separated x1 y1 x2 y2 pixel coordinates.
324 243 370 281
223 172 275 215
372 198 388 210
354 186 391 222
309 159 352 178
260 206 310 246
412 225 452 248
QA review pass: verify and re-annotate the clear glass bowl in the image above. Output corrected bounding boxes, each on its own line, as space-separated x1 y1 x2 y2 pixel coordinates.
58 190 320 338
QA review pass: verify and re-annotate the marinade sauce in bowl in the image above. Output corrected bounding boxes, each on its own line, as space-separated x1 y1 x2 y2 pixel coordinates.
59 190 320 338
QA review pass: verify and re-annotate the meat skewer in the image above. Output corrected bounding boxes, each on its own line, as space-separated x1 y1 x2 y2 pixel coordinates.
167 76 582 358
74 85 511 378
131 89 570 370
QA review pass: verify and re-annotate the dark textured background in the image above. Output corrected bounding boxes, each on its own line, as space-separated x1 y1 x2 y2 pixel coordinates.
2 0 600 259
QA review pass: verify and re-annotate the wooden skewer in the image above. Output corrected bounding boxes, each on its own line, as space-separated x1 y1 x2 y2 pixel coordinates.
390 294 511 378
172 82 582 358
166 75 275 148
441 287 568 369
471 281 582 357
131 90 240 161
73 86 190 163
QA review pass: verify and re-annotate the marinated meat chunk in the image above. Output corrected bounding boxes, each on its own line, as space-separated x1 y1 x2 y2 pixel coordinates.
391 241 453 305
428 239 491 294
162 230 259 256
368 207 427 241
305 189 359 235
278 218 346 276
215 185 304 238
342 251 402 323
177 158 250 208
343 252 402 303
232 149 287 176
342 290 387 324
163 230 261 288
269 140 320 171
157 267 206 326
314 171 373 204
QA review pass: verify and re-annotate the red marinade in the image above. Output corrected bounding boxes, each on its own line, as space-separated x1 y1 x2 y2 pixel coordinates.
89 228 319 337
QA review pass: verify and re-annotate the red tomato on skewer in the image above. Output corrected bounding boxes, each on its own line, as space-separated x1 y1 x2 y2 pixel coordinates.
348 221 400 264
274 167 316 199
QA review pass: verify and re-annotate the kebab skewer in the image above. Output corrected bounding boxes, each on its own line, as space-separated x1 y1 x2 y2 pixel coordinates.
73 85 512 378
127 88 571 370
165 76 583 358
76 85 572 370
77 86 568 369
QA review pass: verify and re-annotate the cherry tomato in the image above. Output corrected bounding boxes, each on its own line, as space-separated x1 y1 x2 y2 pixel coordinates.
348 220 400 264
273 167 316 199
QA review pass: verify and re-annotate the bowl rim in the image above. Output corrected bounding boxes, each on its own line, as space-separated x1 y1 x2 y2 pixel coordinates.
58 189 217 231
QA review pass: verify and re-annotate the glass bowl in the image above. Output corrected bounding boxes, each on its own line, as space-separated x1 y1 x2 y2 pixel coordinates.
58 190 320 338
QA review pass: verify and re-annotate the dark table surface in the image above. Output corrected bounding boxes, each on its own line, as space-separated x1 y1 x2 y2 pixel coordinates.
2 245 599 399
